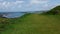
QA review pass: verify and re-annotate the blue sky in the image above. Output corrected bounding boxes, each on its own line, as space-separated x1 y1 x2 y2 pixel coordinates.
0 0 60 12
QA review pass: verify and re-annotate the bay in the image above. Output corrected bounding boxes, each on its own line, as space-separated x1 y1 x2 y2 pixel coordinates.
0 12 25 18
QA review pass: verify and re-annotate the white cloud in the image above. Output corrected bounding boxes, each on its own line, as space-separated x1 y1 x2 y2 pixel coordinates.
25 0 49 10
0 0 24 10
0 0 50 11
26 0 49 9
15 1 24 4
30 0 49 4
0 0 59 11
31 0 41 4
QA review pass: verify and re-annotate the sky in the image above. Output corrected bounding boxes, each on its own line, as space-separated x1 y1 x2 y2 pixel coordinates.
0 0 60 12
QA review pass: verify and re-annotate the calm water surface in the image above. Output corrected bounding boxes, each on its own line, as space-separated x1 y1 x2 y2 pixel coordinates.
0 11 43 18
0 12 25 18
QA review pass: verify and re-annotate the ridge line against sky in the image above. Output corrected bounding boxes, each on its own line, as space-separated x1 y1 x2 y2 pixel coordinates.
0 0 60 12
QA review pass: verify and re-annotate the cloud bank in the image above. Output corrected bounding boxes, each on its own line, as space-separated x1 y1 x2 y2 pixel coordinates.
0 0 60 12
0 0 24 10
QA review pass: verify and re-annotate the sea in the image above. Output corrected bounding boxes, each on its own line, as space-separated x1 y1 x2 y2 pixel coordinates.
0 11 44 18
0 12 26 18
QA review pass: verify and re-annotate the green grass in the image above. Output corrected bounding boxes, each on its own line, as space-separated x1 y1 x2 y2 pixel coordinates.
0 14 60 34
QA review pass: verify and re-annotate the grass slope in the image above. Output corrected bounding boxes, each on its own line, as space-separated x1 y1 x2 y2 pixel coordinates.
1 14 60 34
43 5 60 15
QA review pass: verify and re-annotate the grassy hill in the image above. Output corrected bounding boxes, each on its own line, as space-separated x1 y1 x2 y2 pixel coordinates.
44 5 60 15
0 5 60 34
0 13 60 34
